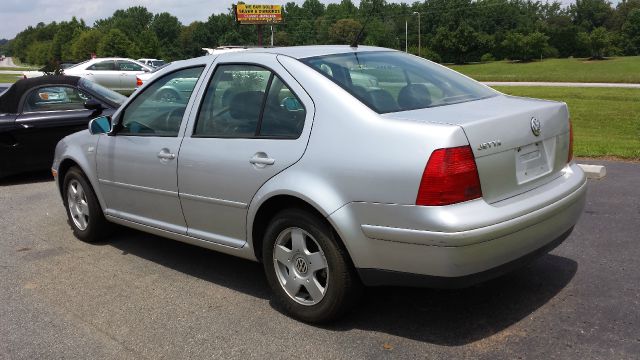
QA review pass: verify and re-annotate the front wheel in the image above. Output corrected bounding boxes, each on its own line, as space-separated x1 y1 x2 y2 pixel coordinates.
263 209 362 323
63 167 110 242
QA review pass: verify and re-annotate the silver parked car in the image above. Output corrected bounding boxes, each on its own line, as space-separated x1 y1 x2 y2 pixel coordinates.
52 46 586 323
24 58 153 95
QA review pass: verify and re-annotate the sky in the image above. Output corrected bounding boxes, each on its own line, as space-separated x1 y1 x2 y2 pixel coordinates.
0 0 586 40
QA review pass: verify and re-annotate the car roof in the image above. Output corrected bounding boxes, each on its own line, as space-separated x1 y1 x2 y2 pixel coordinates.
152 46 397 79
234 45 395 59
0 75 81 114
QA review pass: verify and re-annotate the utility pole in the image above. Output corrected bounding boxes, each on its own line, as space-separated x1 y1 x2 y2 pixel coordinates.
413 11 421 57
271 25 274 47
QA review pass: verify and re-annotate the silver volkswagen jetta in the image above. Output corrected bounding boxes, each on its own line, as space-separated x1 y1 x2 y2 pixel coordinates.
52 46 586 323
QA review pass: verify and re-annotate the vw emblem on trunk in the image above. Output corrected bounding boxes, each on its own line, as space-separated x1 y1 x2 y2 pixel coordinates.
530 117 541 136
295 257 308 274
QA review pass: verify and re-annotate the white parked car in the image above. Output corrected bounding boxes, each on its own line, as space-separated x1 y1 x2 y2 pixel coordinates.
23 58 153 95
137 58 166 68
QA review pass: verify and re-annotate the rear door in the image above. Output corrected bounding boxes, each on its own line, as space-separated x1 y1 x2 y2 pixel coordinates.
117 60 148 94
178 53 314 247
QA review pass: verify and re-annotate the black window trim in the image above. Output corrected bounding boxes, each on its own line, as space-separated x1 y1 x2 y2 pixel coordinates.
113 64 207 138
191 62 306 140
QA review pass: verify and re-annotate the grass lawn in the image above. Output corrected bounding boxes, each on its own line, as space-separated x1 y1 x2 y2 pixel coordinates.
0 74 20 83
451 57 640 83
0 67 32 71
493 86 640 159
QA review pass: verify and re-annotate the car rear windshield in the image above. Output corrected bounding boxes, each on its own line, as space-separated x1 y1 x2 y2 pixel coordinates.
301 51 496 114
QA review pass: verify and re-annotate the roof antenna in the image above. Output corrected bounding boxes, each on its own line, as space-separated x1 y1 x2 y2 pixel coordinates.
350 3 378 48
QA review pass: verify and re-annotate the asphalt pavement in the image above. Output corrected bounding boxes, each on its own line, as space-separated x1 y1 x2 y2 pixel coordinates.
0 160 638 359
0 57 18 67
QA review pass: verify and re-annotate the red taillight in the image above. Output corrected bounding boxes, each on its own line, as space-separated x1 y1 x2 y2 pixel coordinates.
416 146 482 206
136 77 143 87
568 120 574 163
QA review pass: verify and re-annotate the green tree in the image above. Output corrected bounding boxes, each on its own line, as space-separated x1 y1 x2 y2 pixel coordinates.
134 30 160 58
97 29 133 57
588 26 611 59
328 19 361 44
152 12 182 60
70 29 102 61
433 22 485 64
502 31 526 60
525 32 550 60
570 0 614 31
622 9 640 54
51 17 86 61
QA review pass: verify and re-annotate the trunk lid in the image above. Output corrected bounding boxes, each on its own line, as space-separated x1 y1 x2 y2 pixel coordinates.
383 94 571 203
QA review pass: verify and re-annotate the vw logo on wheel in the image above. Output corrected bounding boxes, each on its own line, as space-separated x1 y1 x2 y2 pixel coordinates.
531 117 541 136
294 257 308 274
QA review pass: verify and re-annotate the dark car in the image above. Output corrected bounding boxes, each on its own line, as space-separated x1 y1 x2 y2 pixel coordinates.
0 75 126 178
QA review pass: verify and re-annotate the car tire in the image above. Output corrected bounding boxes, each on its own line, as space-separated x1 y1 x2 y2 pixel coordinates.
263 209 362 323
62 167 110 243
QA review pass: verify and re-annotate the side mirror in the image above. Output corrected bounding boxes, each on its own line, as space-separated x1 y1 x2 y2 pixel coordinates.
84 98 103 112
88 116 111 135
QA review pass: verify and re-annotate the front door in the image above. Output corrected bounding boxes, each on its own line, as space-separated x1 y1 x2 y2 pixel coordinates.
96 65 207 233
178 57 313 247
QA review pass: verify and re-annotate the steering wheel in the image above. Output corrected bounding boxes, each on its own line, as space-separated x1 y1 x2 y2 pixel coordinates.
163 108 185 132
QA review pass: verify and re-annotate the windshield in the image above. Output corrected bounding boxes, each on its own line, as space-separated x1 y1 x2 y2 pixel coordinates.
301 51 496 113
79 78 127 106
151 62 171 73
151 60 166 67
66 59 91 70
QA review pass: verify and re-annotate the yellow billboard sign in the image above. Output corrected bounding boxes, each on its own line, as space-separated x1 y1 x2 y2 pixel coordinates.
235 4 283 24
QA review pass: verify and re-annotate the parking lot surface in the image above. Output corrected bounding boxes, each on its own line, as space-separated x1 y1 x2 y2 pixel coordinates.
1 160 638 359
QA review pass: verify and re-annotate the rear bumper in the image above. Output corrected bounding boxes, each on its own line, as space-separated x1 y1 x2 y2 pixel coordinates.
358 227 573 288
328 163 587 286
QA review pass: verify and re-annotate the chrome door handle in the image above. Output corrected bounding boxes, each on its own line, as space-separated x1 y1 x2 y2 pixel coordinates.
157 151 176 160
21 123 33 129
250 154 275 166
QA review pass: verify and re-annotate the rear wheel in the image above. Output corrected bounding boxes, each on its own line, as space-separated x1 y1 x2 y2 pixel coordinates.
62 167 110 243
263 209 362 323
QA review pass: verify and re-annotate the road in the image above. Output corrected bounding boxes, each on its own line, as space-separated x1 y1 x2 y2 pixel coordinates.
0 56 18 67
483 81 640 88
0 160 638 359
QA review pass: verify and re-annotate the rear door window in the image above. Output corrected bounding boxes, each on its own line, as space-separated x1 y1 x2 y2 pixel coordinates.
118 61 144 71
194 64 305 138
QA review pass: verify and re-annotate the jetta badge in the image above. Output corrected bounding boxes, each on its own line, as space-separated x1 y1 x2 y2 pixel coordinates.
531 117 541 136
